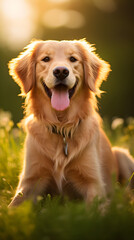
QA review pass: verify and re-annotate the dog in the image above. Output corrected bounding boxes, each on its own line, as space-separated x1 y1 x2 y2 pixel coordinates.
8 39 134 206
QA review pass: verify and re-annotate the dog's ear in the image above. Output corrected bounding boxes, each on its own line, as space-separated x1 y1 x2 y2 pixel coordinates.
76 40 111 94
8 40 43 94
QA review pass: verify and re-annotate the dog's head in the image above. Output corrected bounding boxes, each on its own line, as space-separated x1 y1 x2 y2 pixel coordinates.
9 39 110 112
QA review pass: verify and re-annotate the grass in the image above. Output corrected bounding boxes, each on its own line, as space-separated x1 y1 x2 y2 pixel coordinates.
0 109 134 240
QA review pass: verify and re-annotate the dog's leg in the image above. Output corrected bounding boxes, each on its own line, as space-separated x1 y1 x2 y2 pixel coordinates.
8 173 51 207
66 147 106 204
8 168 51 207
67 168 105 204
112 147 134 186
9 134 52 207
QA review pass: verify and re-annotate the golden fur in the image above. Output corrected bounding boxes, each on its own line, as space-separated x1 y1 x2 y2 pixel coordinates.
8 39 134 206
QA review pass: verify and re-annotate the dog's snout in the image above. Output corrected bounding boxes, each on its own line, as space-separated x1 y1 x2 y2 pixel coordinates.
53 67 69 80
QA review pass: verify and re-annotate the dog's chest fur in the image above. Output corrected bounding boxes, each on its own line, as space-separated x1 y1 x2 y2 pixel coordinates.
27 115 99 193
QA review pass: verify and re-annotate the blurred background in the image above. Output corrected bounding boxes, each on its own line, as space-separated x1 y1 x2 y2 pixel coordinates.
0 0 134 123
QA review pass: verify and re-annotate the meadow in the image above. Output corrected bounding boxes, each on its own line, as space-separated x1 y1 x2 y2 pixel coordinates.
0 109 134 240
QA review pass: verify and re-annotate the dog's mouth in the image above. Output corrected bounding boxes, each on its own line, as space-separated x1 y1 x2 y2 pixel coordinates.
41 79 78 111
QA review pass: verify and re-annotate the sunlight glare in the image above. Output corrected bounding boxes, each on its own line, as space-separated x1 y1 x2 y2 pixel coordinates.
43 9 85 29
1 0 35 49
47 0 70 3
92 0 117 12
43 9 68 28
65 10 85 29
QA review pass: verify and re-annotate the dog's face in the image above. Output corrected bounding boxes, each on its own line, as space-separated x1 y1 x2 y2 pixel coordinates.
9 40 110 112
36 41 84 111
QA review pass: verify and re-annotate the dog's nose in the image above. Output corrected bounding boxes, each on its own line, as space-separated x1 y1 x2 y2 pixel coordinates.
53 67 69 80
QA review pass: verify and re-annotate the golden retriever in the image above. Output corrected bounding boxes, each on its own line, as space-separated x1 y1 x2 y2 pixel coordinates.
8 39 134 206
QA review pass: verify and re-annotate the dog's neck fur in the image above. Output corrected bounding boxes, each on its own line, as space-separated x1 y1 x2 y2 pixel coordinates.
46 121 81 157
46 119 82 139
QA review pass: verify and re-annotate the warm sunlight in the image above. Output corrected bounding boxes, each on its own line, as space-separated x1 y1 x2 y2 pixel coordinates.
65 10 85 29
42 9 85 29
92 0 117 12
0 0 35 49
47 0 70 3
0 0 117 50
42 9 68 28
0 0 85 49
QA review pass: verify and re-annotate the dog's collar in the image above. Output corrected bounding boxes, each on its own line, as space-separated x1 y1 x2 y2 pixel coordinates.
47 120 81 157
51 125 71 138
52 126 69 156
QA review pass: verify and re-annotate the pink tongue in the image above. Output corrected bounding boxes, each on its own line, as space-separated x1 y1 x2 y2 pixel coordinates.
51 88 70 111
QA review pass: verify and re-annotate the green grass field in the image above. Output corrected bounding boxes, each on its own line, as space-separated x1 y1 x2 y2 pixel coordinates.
0 110 134 240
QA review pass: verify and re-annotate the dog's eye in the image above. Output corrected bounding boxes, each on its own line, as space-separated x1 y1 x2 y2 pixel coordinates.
42 56 50 62
69 56 77 62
